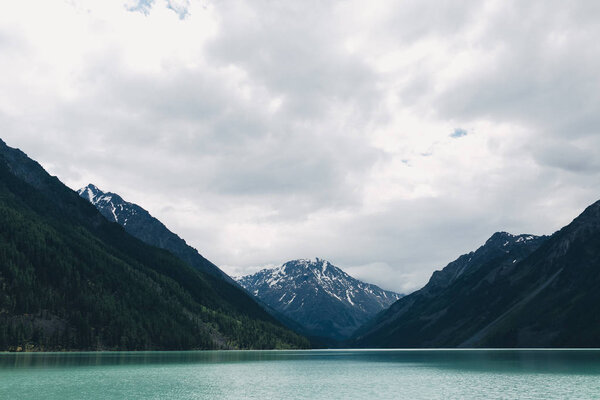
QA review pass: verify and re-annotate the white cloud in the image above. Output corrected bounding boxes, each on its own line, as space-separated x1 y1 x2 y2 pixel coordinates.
1 0 599 292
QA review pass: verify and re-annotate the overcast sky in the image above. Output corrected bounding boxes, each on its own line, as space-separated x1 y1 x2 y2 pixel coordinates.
1 0 600 293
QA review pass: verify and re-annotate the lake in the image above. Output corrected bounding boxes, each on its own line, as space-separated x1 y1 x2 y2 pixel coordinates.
1 349 599 399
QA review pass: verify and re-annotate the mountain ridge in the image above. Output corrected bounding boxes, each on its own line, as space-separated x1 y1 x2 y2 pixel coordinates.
78 183 233 283
353 203 600 347
237 258 402 341
0 138 308 351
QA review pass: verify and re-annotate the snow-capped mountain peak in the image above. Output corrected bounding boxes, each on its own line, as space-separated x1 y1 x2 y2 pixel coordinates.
77 184 139 225
77 183 102 204
236 258 403 340
78 183 233 282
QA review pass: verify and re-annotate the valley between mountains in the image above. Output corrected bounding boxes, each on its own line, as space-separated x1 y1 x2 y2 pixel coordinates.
2 137 600 350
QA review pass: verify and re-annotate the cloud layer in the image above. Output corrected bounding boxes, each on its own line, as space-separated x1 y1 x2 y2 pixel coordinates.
1 0 599 292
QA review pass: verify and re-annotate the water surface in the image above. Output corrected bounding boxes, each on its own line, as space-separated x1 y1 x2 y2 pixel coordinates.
1 349 599 399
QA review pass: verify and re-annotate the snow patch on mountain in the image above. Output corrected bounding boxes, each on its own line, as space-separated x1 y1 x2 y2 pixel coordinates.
236 258 403 340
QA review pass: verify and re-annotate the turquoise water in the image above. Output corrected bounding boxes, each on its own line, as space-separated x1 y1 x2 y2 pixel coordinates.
1 350 600 399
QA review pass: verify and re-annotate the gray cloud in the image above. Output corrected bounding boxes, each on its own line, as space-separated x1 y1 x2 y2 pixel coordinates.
1 0 599 292
532 138 600 173
430 2 600 138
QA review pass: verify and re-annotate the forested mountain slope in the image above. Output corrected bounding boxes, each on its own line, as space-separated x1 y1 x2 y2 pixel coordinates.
0 139 308 351
78 184 234 283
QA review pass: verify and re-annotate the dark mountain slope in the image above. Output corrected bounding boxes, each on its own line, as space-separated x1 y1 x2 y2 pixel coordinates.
0 139 308 351
237 258 402 340
78 184 233 283
354 202 600 348
353 232 548 347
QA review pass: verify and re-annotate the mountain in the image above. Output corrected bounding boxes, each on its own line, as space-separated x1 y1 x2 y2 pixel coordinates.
353 205 600 348
77 183 233 283
236 258 402 341
0 138 308 351
422 232 547 294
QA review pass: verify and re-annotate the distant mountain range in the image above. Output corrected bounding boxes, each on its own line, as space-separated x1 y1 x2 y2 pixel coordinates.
4 137 600 350
353 206 600 347
78 184 233 283
237 258 402 341
0 138 308 351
